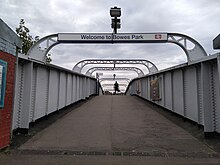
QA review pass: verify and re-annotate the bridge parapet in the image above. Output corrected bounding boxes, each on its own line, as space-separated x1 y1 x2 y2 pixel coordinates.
126 54 220 134
12 55 98 131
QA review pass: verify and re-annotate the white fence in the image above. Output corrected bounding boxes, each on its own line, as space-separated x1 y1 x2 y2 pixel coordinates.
126 54 220 134
12 56 97 130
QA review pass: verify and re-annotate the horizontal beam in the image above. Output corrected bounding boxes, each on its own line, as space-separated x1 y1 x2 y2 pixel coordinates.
86 66 144 77
73 59 158 74
58 33 168 43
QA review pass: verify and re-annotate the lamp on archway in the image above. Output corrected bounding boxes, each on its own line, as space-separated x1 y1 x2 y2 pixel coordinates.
110 6 121 34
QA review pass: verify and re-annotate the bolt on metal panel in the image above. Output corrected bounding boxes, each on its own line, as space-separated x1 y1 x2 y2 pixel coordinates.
183 66 199 122
13 62 24 129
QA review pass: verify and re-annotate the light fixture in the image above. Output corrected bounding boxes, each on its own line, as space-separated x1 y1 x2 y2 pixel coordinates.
110 6 121 34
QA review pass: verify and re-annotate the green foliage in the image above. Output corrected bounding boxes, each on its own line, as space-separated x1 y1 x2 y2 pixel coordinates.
16 19 34 54
46 54 52 63
16 19 52 63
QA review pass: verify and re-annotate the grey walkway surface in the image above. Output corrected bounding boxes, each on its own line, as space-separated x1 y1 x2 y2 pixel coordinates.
1 95 220 164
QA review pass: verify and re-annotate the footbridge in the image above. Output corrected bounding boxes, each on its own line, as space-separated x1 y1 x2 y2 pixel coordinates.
1 30 220 164
11 32 218 136
13 52 220 135
9 52 220 164
2 14 220 163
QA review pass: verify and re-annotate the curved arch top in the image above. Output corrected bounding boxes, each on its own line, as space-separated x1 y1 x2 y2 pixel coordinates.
27 34 58 62
73 59 157 75
27 32 207 65
85 66 144 77
167 33 207 62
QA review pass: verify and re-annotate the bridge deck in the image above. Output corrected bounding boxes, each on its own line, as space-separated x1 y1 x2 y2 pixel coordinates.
2 95 220 164
19 96 214 155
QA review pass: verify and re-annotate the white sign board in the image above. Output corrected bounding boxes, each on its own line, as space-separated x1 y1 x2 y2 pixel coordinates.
58 33 167 43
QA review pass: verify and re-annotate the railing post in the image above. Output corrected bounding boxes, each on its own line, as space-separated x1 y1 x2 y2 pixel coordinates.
19 61 33 132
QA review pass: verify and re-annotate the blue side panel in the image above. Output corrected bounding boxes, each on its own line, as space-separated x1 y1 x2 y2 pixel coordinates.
0 59 7 108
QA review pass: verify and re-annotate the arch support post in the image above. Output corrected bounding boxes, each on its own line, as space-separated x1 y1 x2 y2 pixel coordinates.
27 34 58 63
167 33 207 63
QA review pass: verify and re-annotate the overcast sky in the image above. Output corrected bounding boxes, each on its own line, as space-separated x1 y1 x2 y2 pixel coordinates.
1 0 220 83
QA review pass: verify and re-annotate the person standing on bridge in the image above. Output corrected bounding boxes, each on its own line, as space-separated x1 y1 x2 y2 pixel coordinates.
114 81 120 94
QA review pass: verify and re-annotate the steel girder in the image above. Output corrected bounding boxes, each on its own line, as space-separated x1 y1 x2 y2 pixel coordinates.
85 66 144 77
27 33 207 65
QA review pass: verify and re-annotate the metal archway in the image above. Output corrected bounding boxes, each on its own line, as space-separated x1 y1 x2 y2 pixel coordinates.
73 59 157 74
85 66 144 77
27 33 207 64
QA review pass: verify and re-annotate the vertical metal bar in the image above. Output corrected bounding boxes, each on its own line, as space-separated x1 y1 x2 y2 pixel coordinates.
114 17 117 34
217 55 220 101
171 71 174 111
30 64 37 122
20 61 33 130
184 38 187 49
57 71 60 110
161 74 165 107
65 72 68 106
210 63 217 132
45 69 50 115
71 74 73 103
77 76 80 101
182 68 187 117
196 65 203 125
72 75 75 102
201 62 213 133
46 38 49 48
11 46 19 137
216 55 220 133
79 77 81 99
16 63 24 129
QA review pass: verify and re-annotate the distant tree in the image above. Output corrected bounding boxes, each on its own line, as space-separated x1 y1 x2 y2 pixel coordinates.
16 19 52 63
16 19 34 54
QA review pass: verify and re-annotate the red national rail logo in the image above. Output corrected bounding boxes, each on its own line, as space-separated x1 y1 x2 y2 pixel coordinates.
155 34 162 39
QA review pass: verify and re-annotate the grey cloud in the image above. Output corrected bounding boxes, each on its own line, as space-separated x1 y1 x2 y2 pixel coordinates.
1 0 219 74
